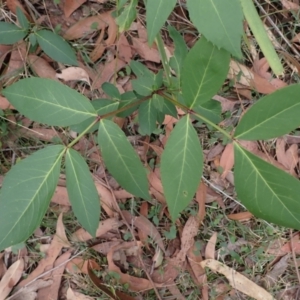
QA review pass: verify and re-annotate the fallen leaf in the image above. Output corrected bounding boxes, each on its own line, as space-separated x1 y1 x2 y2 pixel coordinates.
27 55 58 81
92 241 121 255
0 259 24 300
281 0 299 10
117 33 132 63
0 254 6 280
276 138 298 175
227 211 253 221
0 96 13 110
51 186 71 206
56 67 90 85
219 143 234 179
205 232 217 260
56 213 71 248
6 0 31 21
71 218 122 242
131 37 160 63
196 181 206 223
201 259 273 300
167 283 185 300
66 257 100 275
63 0 87 18
66 287 93 300
94 181 117 217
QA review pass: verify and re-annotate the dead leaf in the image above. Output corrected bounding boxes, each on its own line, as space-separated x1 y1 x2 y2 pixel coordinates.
276 138 298 175
167 283 185 300
0 259 24 300
37 251 71 300
92 241 121 255
27 55 58 81
205 232 217 260
0 254 6 280
94 181 117 217
196 181 206 223
87 262 135 300
0 96 14 110
201 259 273 300
121 210 165 252
117 33 132 63
63 0 87 18
51 186 71 206
131 37 160 63
219 143 234 179
66 257 100 275
6 0 31 21
56 67 90 84
71 218 122 242
227 211 253 221
56 213 71 248
66 287 93 300
281 0 300 10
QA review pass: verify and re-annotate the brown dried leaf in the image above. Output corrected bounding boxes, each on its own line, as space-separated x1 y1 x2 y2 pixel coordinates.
66 257 101 275
66 287 93 300
51 186 71 206
56 67 90 84
64 0 87 18
131 37 160 63
0 259 24 300
27 55 58 81
0 96 14 110
168 283 185 300
71 218 122 242
219 143 234 179
117 33 132 63
56 213 71 248
205 232 217 260
6 0 31 21
92 241 121 255
281 0 300 10
94 181 117 217
201 259 273 300
196 181 206 223
187 242 206 284
276 138 298 174
227 211 253 221
121 211 165 252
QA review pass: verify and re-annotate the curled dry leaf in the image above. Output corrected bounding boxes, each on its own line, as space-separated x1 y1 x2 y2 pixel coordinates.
56 67 90 85
201 259 273 300
205 232 217 260
55 213 71 248
71 218 122 242
63 0 87 18
94 181 117 217
227 211 253 221
0 259 24 300
27 55 58 81
196 181 206 223
121 210 165 252
219 143 234 179
276 138 298 175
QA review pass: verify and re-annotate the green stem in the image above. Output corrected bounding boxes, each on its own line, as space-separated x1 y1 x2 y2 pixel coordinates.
158 91 233 141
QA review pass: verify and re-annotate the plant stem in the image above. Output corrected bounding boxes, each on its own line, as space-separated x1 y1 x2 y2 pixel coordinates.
158 91 233 141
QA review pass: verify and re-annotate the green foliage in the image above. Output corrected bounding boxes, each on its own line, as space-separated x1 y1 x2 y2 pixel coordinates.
0 0 299 252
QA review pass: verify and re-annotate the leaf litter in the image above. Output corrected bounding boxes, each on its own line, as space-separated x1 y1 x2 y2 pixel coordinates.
1 0 300 299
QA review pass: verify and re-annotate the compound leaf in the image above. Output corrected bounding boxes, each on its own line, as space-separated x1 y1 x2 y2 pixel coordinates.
0 145 64 251
98 119 150 199
187 0 243 58
161 115 203 220
234 143 300 229
0 22 27 44
3 78 97 126
66 149 100 237
182 37 230 108
36 29 77 65
234 84 300 140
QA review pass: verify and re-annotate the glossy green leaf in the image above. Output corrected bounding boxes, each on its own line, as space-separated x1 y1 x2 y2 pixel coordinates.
194 100 222 124
130 60 154 79
36 30 77 65
146 0 177 45
66 149 100 236
70 99 118 133
168 25 188 82
16 7 30 30
234 85 300 140
0 22 27 44
234 143 300 229
187 0 243 58
102 83 121 100
182 37 230 109
138 99 157 135
98 119 150 199
0 145 64 251
132 77 154 96
3 78 97 126
117 91 139 118
115 0 138 32
161 115 203 220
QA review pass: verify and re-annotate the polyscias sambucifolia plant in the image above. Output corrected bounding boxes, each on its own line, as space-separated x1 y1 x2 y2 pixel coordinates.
0 0 299 251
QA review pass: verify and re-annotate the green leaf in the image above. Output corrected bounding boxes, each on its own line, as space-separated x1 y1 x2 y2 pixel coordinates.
162 99 177 118
115 0 138 32
130 60 154 79
0 145 64 251
146 0 177 45
132 77 154 96
161 115 203 220
168 25 188 81
102 83 121 100
35 30 77 65
182 37 230 109
70 99 118 133
187 0 243 58
98 119 150 199
117 91 139 118
16 7 30 30
0 22 27 44
65 149 100 236
194 100 222 124
234 143 300 229
3 78 97 126
234 85 300 140
138 99 157 135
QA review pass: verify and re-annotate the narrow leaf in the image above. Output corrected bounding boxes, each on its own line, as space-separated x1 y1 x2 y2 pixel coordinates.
0 22 27 44
182 37 230 108
16 7 30 30
115 0 137 32
187 0 243 58
3 78 97 126
0 145 64 251
234 84 300 140
138 99 157 135
234 143 300 229
146 0 177 45
161 115 203 220
36 30 78 65
98 119 150 199
66 149 100 236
